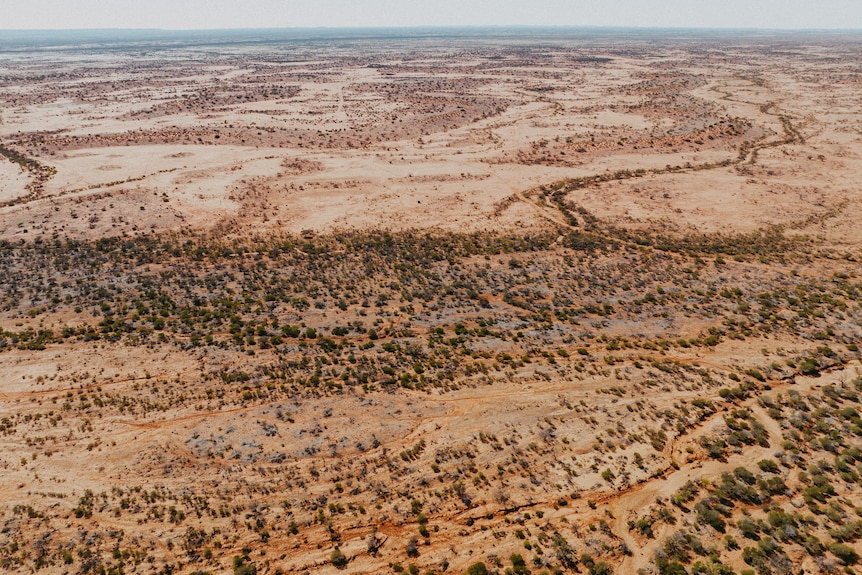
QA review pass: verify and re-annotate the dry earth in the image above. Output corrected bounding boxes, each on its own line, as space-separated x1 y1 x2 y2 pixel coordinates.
0 29 861 575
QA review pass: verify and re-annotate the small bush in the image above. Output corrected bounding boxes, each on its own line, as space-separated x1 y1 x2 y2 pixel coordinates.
331 547 348 568
830 542 859 565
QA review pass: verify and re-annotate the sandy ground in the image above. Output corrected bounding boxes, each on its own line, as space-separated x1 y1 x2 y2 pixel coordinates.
1 33 861 251
1 30 862 575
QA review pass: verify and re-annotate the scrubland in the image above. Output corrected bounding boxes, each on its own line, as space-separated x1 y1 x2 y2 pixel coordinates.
1 29 861 575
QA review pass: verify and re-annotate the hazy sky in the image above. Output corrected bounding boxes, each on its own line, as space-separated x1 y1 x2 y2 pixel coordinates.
1 0 860 30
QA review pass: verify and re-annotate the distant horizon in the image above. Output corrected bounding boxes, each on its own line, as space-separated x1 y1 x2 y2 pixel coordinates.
2 26 860 50
2 25 862 32
2 1 861 32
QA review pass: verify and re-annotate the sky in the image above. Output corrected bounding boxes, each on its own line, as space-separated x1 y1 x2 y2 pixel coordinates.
0 0 860 30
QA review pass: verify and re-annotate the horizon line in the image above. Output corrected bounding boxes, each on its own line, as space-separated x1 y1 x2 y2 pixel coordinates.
2 25 862 32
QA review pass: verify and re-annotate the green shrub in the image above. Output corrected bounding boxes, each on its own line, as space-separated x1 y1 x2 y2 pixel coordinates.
233 557 257 575
829 542 859 565
799 358 819 376
510 553 529 575
330 547 348 568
